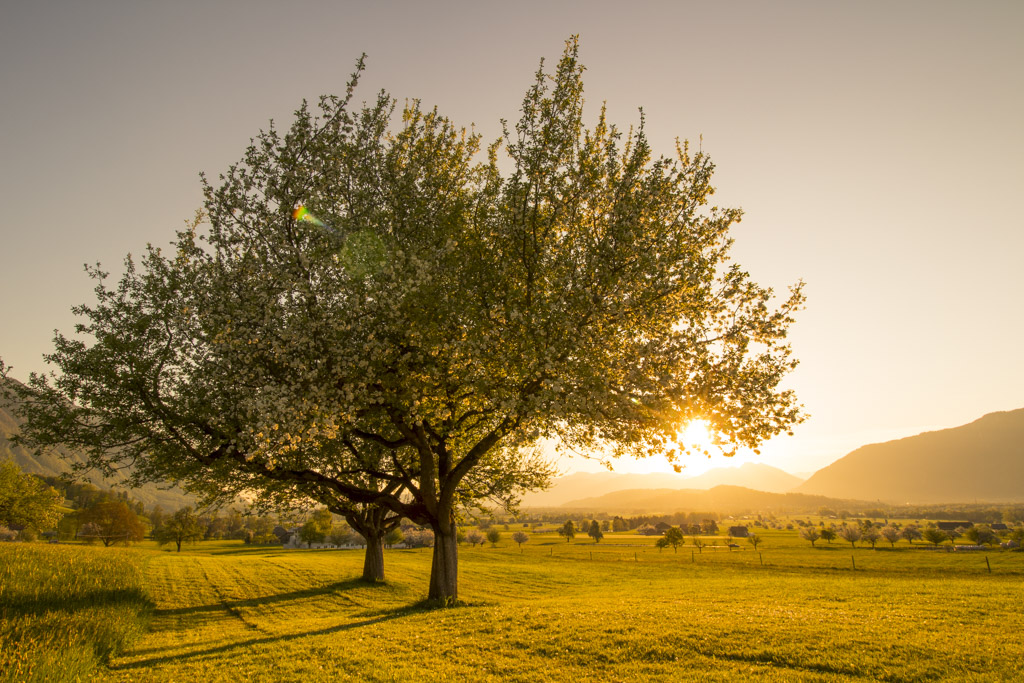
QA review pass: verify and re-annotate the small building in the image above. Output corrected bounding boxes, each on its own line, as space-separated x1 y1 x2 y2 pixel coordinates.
937 521 973 532
728 526 749 538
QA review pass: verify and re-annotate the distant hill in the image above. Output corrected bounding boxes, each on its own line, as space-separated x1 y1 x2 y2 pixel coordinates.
1 376 195 510
522 462 803 508
794 408 1024 504
561 484 870 516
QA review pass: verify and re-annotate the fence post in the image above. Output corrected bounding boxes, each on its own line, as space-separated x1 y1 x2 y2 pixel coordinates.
986 556 992 573
851 555 856 571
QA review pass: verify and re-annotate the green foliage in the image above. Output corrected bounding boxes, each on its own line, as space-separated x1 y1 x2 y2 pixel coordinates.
0 544 150 682
152 506 204 551
0 461 62 532
485 529 501 547
78 498 145 547
922 527 949 548
298 508 333 545
587 520 604 543
558 520 576 543
746 533 762 550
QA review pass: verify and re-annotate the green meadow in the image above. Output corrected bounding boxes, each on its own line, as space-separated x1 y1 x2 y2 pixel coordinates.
3 528 1023 682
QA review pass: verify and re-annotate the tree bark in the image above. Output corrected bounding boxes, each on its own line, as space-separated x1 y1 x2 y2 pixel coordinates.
361 532 385 583
428 523 458 604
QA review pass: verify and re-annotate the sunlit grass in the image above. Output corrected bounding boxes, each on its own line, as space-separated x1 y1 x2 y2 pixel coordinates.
0 543 152 683
74 533 1024 682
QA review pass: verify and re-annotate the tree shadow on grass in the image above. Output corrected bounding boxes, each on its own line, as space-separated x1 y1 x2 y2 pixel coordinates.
107 600 428 671
150 576 389 618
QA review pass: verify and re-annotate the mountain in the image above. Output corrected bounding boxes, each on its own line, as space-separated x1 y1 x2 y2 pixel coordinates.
561 484 870 515
522 462 803 508
1 376 195 510
794 408 1024 504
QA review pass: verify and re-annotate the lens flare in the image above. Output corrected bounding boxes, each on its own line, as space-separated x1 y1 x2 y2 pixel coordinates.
292 205 326 228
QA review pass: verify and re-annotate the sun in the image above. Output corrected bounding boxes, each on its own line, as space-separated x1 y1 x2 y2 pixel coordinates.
678 419 715 455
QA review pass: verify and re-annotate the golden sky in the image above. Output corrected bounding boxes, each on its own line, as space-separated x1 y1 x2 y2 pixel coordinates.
1 1 1021 477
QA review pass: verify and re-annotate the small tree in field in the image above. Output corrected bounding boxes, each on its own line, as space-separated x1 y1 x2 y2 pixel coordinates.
153 506 204 552
486 529 502 547
900 524 922 545
512 531 529 548
747 533 762 550
559 520 576 544
820 528 837 544
466 529 485 547
662 527 684 552
587 520 604 544
880 525 901 548
691 537 705 553
800 527 821 547
922 527 948 548
838 525 862 549
861 526 881 549
79 498 145 547
299 508 333 546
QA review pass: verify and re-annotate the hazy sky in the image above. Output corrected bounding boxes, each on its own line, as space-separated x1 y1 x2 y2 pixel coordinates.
1 1 1021 478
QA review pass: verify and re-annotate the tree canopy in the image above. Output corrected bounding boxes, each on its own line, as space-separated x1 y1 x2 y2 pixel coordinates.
3 38 803 603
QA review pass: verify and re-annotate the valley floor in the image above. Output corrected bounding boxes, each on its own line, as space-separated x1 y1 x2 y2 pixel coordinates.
89 536 1024 682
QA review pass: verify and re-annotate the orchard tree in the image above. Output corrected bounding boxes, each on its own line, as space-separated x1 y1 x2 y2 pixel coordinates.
880 525 901 548
486 528 502 547
587 520 604 543
820 527 837 544
299 508 333 546
900 524 922 545
511 530 529 548
747 533 762 550
799 527 820 547
465 529 485 547
861 526 881 549
663 526 684 552
559 520 577 544
154 506 204 551
2 38 803 604
838 525 862 549
78 498 145 547
922 527 948 548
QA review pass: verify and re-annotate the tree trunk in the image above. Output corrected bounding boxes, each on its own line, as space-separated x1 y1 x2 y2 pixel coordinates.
428 524 458 604
362 532 385 583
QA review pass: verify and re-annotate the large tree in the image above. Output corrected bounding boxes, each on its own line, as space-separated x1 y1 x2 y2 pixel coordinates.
0 460 63 533
3 38 802 603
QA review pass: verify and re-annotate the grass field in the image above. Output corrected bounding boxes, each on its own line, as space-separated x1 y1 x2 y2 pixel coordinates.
3 529 1023 682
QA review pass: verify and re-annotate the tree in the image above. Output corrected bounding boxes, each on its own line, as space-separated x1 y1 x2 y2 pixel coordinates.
465 530 485 547
691 537 705 553
663 526 684 552
0 461 62 534
299 508 334 546
511 531 529 548
964 525 997 547
153 506 204 552
747 533 762 550
922 527 948 548
587 520 604 544
799 527 821 547
900 524 922 545
559 520 576 544
486 528 502 547
880 525 901 548
612 516 628 532
2 39 803 604
78 498 145 546
861 527 881 549
820 528 837 544
837 525 862 548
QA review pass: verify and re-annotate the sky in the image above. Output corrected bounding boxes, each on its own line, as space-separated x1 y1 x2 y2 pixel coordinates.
1 1 1021 479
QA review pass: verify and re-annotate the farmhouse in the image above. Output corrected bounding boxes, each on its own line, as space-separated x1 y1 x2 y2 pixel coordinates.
728 526 749 538
937 521 973 531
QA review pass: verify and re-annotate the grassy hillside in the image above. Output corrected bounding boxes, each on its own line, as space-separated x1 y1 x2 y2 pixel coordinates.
796 408 1024 504
5 528 1021 681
